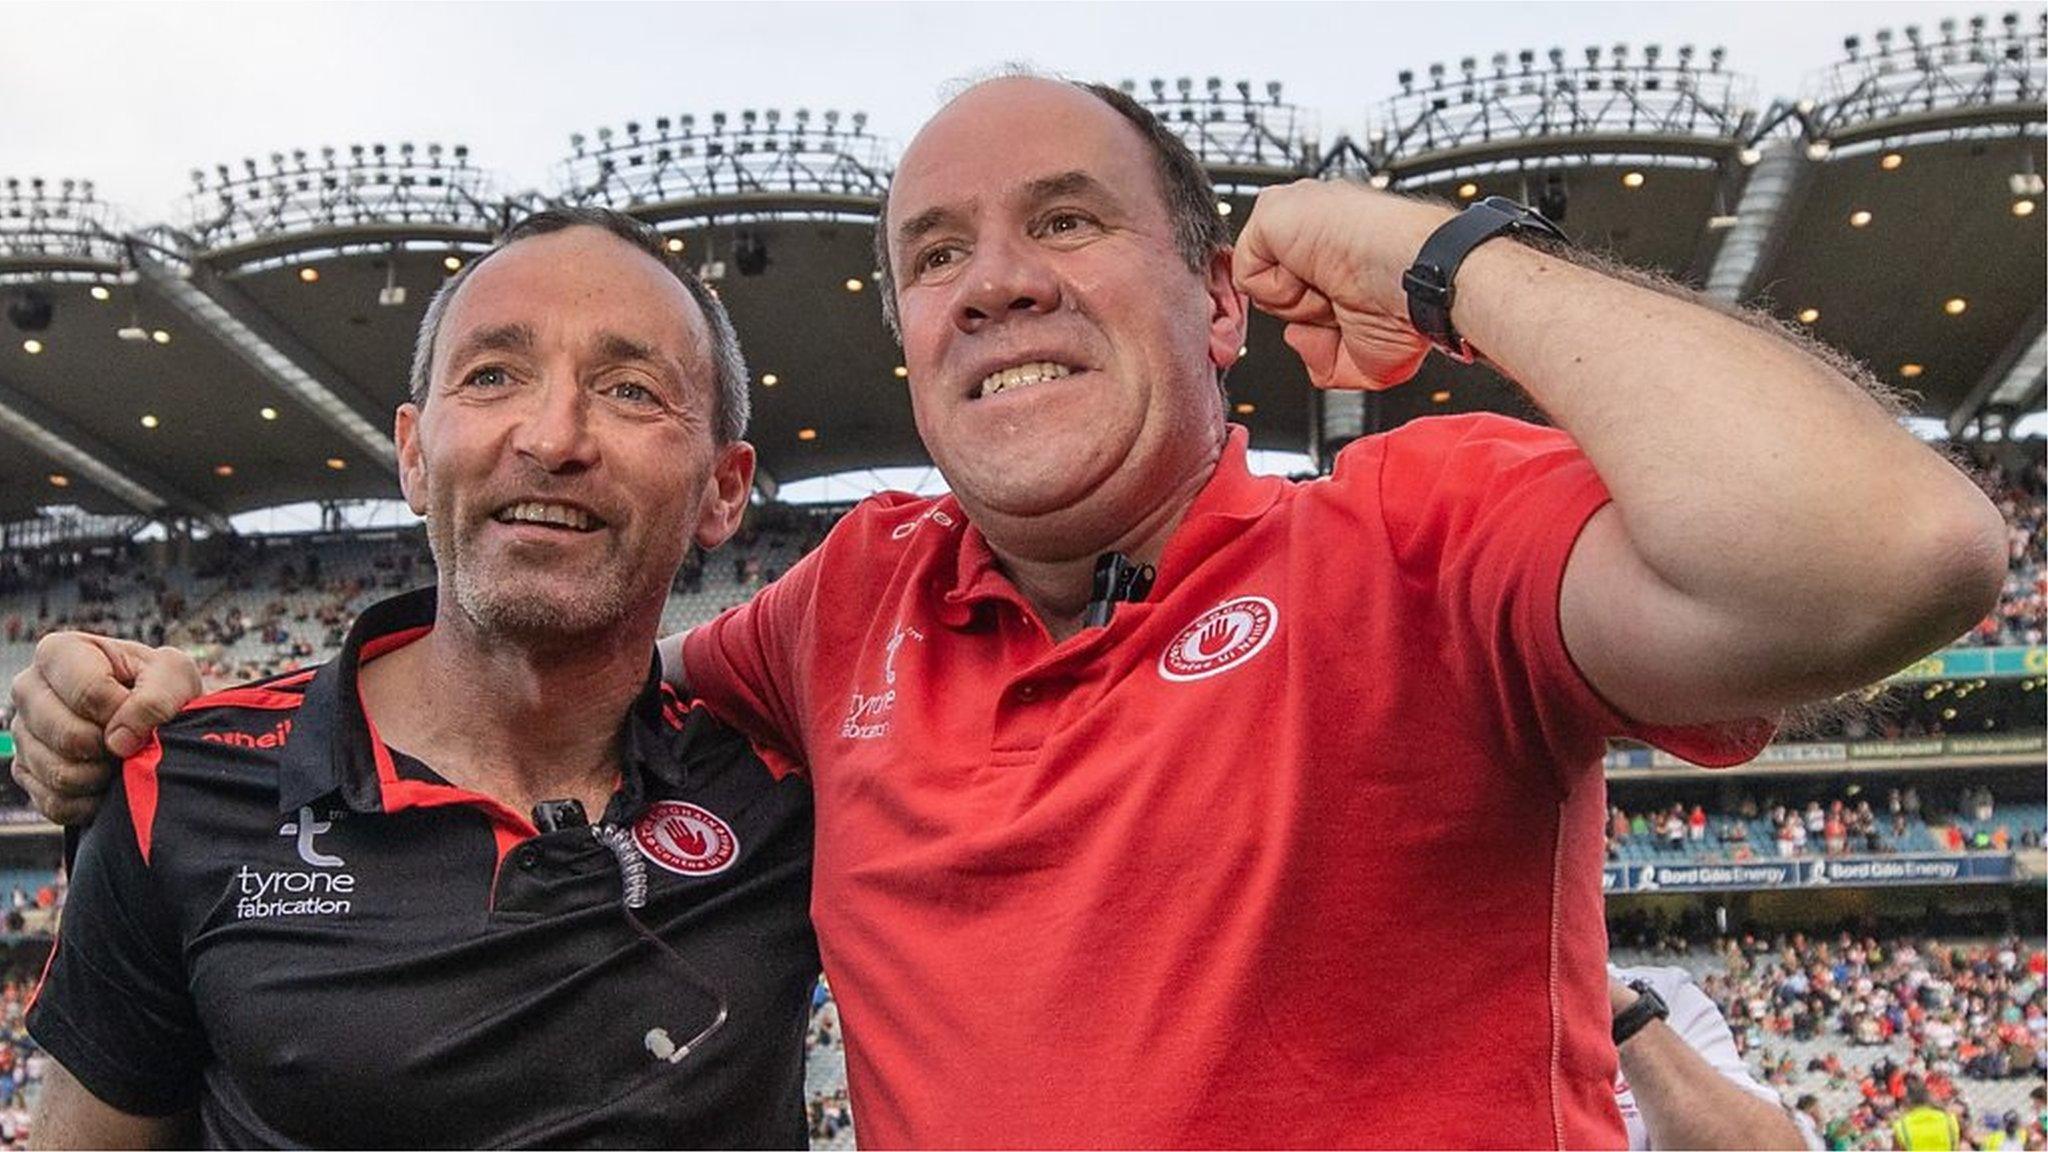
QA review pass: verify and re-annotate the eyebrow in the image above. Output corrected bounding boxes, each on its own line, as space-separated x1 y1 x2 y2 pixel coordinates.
444 322 535 369
1020 170 1111 206
891 170 1115 256
594 331 662 367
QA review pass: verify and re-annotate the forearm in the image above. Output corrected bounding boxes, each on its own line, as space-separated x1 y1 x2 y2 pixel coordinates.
1620 1023 1806 1151
1451 233 2005 683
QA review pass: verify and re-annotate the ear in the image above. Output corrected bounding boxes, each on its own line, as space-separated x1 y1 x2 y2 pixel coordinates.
394 403 428 516
1203 246 1250 372
692 440 756 550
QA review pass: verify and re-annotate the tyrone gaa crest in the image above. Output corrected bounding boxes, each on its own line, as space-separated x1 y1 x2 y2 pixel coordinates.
633 801 739 876
1159 596 1278 682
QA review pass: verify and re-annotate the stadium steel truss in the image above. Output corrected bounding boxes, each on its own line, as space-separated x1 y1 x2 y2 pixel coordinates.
0 178 126 285
0 16 2043 528
558 110 892 218
1368 44 1755 171
184 144 502 261
1114 78 1318 177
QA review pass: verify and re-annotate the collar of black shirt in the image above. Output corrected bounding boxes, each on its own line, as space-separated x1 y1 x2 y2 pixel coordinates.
276 585 700 823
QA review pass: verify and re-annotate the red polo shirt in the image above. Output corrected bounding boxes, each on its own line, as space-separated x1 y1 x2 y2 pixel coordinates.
687 415 1771 1148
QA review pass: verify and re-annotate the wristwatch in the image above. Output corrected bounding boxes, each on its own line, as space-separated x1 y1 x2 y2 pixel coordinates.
1401 196 1569 363
1612 979 1670 1046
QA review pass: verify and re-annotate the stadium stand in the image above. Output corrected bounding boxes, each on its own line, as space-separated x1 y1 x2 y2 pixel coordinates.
1611 935 2047 1151
1 467 2038 691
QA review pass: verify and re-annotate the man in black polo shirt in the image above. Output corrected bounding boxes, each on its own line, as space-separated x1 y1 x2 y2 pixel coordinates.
26 208 819 1147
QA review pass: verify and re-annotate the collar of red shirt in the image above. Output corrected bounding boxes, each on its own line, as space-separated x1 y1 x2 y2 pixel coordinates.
933 423 1287 628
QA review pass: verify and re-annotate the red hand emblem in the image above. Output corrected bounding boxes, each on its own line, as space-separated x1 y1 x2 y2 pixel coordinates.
1191 616 1237 660
664 816 709 857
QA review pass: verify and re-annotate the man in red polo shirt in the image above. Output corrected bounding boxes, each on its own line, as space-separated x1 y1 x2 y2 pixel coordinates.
666 76 1998 1146
12 75 2006 1147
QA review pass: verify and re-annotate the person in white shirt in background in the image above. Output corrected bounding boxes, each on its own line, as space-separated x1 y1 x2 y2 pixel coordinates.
1610 963 1820 1150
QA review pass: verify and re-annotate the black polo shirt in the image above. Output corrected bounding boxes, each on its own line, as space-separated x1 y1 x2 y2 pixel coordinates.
28 587 819 1148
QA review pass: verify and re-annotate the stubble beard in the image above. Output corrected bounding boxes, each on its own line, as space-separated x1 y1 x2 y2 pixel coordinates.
432 511 638 642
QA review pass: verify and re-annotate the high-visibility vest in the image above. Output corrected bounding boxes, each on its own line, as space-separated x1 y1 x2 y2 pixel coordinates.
1891 1106 1959 1151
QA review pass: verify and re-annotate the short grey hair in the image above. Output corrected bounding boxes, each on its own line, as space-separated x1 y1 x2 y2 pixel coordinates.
408 206 749 443
873 71 1231 341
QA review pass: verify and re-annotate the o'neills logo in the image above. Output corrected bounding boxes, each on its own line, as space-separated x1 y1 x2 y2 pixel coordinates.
633 801 738 876
1159 596 1278 682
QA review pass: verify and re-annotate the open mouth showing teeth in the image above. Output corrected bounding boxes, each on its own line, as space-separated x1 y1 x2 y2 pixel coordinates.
977 361 1074 399
492 502 605 532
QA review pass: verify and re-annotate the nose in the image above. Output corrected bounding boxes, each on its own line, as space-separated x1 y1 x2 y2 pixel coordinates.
512 376 599 473
953 233 1061 334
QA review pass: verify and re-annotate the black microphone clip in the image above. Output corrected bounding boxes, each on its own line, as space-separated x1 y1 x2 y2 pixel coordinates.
532 798 589 833
1082 551 1156 629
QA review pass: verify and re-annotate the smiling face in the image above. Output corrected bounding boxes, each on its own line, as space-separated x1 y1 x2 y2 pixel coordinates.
885 77 1247 563
396 225 752 643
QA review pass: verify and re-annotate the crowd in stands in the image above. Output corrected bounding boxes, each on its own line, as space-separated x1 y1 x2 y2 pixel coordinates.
805 979 856 1149
1606 784 2046 863
0 953 54 1149
1699 932 2047 1149
1956 449 2046 650
0 443 2040 691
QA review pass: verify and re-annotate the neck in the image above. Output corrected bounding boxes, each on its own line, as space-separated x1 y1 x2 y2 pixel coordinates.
358 593 659 818
987 452 1218 642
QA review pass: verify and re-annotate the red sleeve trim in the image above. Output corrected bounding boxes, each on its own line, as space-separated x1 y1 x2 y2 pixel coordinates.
24 927 60 1016
184 684 308 713
122 737 166 866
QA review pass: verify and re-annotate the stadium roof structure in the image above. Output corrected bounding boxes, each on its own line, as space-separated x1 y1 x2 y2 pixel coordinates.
2 13 2043 534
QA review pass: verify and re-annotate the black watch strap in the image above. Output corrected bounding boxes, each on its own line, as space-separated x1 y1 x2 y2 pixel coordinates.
1402 196 1568 363
1611 979 1670 1046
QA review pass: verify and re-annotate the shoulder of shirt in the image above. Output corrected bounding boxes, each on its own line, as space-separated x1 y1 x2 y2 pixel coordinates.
1334 410 1573 463
818 489 964 551
147 665 319 770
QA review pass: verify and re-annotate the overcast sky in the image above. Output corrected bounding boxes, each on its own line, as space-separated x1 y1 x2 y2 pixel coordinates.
3 0 2011 227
